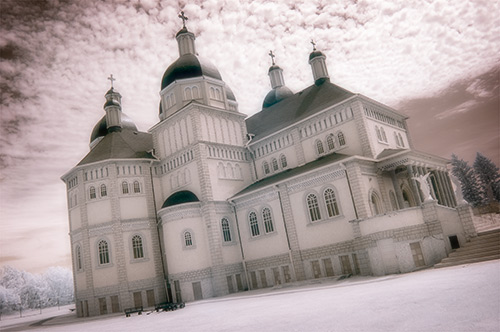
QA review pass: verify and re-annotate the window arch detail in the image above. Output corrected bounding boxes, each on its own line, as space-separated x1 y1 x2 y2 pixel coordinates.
122 181 129 194
249 211 260 237
262 207 274 233
75 245 83 271
221 218 232 242
307 193 321 222
100 184 107 197
89 186 96 199
280 154 287 168
338 132 346 146
133 181 141 193
324 188 340 218
326 134 335 151
132 235 144 259
316 140 324 155
98 240 110 265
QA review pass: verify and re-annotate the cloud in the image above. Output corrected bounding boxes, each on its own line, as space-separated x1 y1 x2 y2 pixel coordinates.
0 0 499 273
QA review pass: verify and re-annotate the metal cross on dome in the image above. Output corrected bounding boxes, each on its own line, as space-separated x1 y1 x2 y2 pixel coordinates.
107 74 116 88
178 11 188 27
268 50 275 65
311 39 317 51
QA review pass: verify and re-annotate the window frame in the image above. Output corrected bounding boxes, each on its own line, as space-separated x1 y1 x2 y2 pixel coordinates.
96 239 111 267
132 235 144 260
248 211 260 237
89 186 96 200
100 184 107 197
181 229 196 249
221 217 233 243
306 192 322 222
122 181 129 194
262 207 275 234
323 188 340 218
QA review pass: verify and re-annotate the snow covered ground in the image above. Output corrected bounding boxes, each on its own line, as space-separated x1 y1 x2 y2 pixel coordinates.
1 260 499 332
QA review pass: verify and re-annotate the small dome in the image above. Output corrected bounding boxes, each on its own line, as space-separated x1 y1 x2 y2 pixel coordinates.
162 190 199 208
268 64 282 73
226 86 236 101
90 113 138 143
309 50 325 60
161 54 222 90
263 86 293 108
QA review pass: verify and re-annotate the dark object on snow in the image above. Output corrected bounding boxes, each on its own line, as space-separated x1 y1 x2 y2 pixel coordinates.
155 302 186 312
337 274 352 280
124 306 143 317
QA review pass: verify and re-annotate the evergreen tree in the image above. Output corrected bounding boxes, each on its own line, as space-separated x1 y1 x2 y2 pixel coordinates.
473 152 500 202
450 154 484 206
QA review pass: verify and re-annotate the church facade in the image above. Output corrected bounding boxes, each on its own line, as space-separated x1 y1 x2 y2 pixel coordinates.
62 21 477 317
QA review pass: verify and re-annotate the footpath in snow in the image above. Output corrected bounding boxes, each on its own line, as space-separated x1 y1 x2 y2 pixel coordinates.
1 260 499 332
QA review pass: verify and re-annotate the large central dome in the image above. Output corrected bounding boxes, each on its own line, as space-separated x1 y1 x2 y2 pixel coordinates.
161 54 222 90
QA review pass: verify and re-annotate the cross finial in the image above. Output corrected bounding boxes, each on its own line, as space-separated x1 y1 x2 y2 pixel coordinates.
107 74 116 88
311 39 316 51
268 50 276 65
178 11 188 27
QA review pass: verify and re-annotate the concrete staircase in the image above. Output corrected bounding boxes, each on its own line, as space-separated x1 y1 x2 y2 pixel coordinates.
473 213 500 233
434 228 500 268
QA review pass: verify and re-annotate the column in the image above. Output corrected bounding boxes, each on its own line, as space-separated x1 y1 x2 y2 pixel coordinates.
407 165 422 205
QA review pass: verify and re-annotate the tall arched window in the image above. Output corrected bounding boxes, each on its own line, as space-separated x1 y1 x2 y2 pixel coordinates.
316 140 324 155
100 184 107 197
98 240 109 265
307 193 321 222
380 127 387 142
263 162 270 175
122 181 129 194
76 245 82 271
249 212 260 237
370 192 382 216
185 87 192 100
133 181 140 193
327 134 335 151
89 186 96 199
338 132 346 146
376 126 382 141
398 133 405 147
221 218 232 242
192 86 199 99
324 188 339 217
184 232 193 247
280 154 287 168
132 235 144 259
262 208 274 233
389 190 398 211
271 158 279 171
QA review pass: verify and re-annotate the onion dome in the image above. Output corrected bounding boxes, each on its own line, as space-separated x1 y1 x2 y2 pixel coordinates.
263 51 293 108
90 113 138 144
161 54 222 90
263 86 293 108
226 85 236 101
309 50 325 60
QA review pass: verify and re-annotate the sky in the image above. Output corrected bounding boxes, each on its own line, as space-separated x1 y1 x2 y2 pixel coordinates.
1 261 499 331
0 0 499 274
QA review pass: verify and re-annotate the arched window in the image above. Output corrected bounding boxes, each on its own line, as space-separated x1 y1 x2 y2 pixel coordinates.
234 164 242 179
226 163 234 179
324 188 339 218
76 245 82 271
218 162 226 178
98 240 109 265
263 162 270 175
100 184 107 197
262 208 274 233
133 181 140 193
216 89 221 100
307 193 321 222
132 235 144 259
338 132 346 146
380 127 387 142
185 87 192 100
398 133 405 147
280 154 287 168
192 86 199 99
376 126 382 141
210 87 215 98
271 158 279 172
122 181 129 194
184 231 193 247
370 192 382 216
89 186 96 199
221 218 232 242
249 212 260 237
327 134 335 151
316 140 324 155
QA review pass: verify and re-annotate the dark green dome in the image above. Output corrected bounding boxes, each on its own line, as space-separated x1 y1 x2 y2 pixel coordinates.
161 54 222 90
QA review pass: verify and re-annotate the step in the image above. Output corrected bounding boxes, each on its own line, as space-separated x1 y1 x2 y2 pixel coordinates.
461 239 500 250
434 255 500 268
446 248 500 261
477 228 500 236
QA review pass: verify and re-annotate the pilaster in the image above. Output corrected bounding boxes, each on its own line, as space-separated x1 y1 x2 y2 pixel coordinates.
345 161 370 219
290 128 305 166
456 204 477 240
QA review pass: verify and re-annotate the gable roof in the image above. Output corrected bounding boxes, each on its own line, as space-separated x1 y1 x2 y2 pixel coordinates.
246 81 355 140
78 129 155 166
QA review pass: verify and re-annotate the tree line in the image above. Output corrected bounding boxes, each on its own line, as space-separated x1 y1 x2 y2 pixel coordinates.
451 152 500 207
0 266 73 314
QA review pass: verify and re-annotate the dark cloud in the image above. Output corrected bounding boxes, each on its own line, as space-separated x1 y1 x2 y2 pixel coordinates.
399 65 500 165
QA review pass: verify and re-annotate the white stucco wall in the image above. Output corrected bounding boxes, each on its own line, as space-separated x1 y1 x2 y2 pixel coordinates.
359 208 423 236
87 200 112 225
120 196 148 220
70 207 81 231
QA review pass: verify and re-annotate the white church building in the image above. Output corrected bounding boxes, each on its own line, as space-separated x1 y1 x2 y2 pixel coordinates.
62 19 477 317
